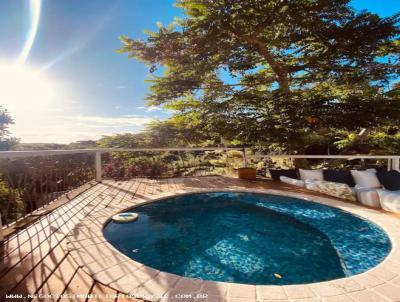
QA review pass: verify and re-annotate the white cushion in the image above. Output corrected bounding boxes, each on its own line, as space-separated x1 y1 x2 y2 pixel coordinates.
351 170 381 189
280 176 305 188
299 169 324 181
377 190 400 213
354 186 381 208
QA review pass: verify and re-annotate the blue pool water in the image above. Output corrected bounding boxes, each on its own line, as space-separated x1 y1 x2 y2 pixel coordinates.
103 192 391 285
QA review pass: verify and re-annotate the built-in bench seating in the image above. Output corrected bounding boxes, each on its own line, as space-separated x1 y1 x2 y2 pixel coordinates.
269 168 400 213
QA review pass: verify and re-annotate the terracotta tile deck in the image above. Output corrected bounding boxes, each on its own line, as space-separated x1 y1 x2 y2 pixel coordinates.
1 176 400 302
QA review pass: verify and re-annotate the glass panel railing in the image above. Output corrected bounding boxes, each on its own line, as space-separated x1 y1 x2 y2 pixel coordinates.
0 152 95 227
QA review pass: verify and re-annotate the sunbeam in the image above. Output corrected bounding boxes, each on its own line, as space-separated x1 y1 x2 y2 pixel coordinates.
39 3 117 72
17 0 42 65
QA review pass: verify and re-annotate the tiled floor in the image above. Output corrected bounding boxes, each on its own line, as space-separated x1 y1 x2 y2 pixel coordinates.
1 176 400 302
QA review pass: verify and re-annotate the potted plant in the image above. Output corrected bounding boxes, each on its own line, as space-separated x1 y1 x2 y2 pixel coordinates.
237 165 257 180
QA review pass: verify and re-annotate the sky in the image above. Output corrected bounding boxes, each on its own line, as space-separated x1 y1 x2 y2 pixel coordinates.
0 0 399 144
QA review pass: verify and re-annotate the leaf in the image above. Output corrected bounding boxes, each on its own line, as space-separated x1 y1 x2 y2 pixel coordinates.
274 273 282 279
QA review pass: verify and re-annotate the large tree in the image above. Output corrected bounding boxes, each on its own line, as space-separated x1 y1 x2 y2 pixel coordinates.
120 0 400 152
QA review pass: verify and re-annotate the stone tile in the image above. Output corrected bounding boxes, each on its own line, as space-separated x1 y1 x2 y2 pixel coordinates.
311 282 345 297
161 289 212 302
130 272 180 301
292 299 321 302
153 272 180 288
228 284 257 299
385 260 400 272
374 283 400 301
349 289 390 302
354 274 385 287
370 268 398 281
200 280 227 297
93 261 143 284
333 279 365 293
257 285 287 300
284 285 316 299
130 284 165 302
174 277 203 292
83 254 134 275
226 298 257 302
88 282 117 302
193 294 223 302
107 271 149 293
392 276 400 286
134 266 160 281
323 295 353 302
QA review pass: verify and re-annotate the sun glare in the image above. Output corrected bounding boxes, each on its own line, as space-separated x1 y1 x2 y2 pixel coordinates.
0 63 55 113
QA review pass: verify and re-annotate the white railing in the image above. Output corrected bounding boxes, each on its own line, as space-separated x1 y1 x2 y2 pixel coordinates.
0 147 246 181
2 148 398 176
0 147 245 240
0 147 399 241
268 154 400 171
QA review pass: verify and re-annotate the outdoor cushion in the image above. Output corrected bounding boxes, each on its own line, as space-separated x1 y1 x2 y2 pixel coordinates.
377 190 400 213
299 169 324 181
350 170 381 189
306 180 356 201
323 169 355 187
354 186 381 208
269 169 298 181
376 170 400 191
279 176 305 187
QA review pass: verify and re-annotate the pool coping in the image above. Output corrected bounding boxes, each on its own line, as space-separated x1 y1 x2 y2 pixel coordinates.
65 187 400 302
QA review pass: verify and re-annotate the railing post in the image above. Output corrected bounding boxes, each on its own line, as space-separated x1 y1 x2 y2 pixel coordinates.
0 214 3 242
242 148 247 167
387 159 392 171
95 151 102 182
391 157 400 171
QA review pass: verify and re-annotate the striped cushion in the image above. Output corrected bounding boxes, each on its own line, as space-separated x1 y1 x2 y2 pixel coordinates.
354 187 381 208
377 190 400 213
307 180 356 201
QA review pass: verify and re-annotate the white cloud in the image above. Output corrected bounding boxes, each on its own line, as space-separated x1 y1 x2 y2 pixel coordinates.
10 114 155 144
69 115 153 126
136 105 175 114
116 85 127 89
146 105 163 112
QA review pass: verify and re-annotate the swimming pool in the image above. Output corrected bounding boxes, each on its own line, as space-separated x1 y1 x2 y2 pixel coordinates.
103 192 391 285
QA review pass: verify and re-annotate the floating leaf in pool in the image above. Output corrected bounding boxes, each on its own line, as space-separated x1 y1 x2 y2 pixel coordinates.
274 273 282 279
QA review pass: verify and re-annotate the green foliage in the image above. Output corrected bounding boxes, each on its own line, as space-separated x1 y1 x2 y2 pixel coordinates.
101 150 233 179
119 0 400 153
102 153 172 179
0 154 95 225
335 130 400 155
98 133 148 148
0 107 18 150
98 120 219 148
14 141 98 151
0 174 23 225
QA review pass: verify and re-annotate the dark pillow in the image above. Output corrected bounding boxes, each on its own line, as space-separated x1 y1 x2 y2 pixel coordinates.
376 170 400 191
323 169 355 187
269 169 298 181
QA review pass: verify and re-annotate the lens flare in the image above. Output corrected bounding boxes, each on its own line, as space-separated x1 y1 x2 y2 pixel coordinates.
17 0 42 65
0 62 56 113
39 3 117 71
